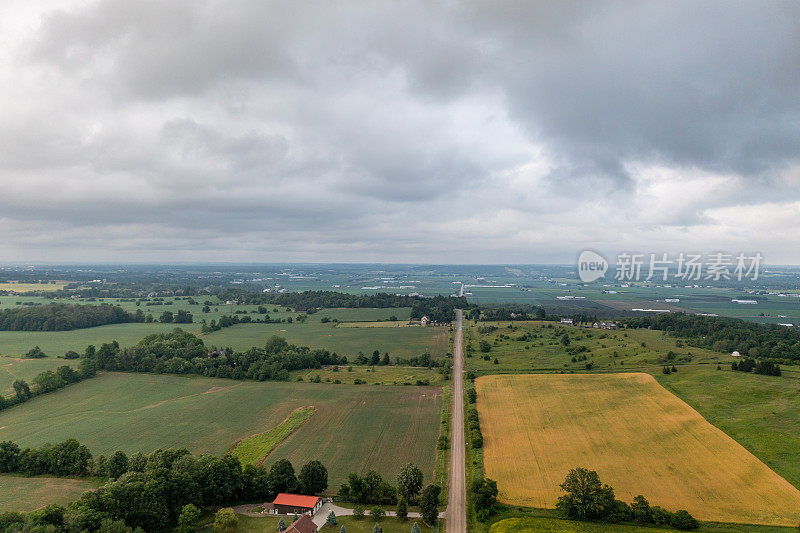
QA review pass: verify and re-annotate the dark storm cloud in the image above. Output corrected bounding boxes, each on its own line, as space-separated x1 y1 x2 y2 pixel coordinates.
1 0 799 262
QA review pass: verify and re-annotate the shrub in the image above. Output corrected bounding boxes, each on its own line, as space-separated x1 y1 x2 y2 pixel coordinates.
353 506 365 519
670 509 699 530
370 507 385 518
213 508 238 533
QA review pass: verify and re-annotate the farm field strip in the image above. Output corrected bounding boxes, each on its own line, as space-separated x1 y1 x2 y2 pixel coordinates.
230 406 316 466
476 373 800 527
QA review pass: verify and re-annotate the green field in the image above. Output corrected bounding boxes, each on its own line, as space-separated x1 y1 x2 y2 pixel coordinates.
0 372 441 490
487 516 794 533
464 321 727 373
202 322 449 359
0 297 442 360
0 356 79 395
654 366 800 489
0 474 100 512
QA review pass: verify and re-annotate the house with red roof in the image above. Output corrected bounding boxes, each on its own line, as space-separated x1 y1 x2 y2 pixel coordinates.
270 493 323 516
285 515 318 533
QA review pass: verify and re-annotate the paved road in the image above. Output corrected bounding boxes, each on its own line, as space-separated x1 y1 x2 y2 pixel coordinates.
445 309 467 532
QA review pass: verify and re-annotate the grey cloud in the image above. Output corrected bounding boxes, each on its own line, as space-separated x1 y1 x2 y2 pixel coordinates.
1 1 799 262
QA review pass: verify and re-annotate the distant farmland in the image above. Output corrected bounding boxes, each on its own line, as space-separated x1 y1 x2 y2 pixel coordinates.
0 372 442 490
476 373 800 527
0 356 79 395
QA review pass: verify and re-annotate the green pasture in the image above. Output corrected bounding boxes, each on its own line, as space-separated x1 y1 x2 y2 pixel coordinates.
0 475 100 512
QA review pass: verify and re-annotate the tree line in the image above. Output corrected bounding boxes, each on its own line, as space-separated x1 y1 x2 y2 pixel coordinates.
621 313 800 362
0 441 329 532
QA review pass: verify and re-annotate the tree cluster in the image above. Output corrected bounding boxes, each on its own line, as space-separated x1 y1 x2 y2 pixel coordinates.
84 330 345 382
556 468 698 530
0 441 328 533
0 304 136 331
731 358 781 376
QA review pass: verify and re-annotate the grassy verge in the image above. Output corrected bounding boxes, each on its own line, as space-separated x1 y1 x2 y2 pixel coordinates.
433 382 451 496
229 406 316 465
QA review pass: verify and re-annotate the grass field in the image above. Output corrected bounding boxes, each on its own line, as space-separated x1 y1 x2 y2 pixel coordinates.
0 323 180 357
0 474 99 512
475 373 800 526
0 356 79 395
230 406 315 466
0 372 441 491
464 321 726 373
202 322 449 359
654 366 800 490
489 517 673 533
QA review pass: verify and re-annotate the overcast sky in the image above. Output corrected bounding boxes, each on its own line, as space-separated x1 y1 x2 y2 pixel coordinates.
1 1 799 264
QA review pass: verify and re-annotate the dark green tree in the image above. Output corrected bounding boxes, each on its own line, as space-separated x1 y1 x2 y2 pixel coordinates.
419 484 441 526
555 468 615 520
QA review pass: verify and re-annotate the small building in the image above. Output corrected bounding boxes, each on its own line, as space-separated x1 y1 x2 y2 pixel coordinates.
593 321 617 330
420 316 429 326
271 494 323 516
560 318 573 325
286 515 318 533
731 351 741 357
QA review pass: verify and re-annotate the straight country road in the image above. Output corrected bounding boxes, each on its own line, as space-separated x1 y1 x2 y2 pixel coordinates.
445 308 467 532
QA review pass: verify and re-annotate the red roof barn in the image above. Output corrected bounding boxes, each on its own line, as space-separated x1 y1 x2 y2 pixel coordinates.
271 493 323 516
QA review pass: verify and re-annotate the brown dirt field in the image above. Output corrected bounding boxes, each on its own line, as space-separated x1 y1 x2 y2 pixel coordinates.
476 373 800 526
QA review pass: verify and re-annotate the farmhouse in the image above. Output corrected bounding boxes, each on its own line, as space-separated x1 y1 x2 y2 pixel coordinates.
271 494 323 516
285 515 318 533
560 318 573 325
420 315 429 326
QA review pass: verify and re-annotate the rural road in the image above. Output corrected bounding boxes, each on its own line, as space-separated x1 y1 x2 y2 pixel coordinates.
445 309 467 532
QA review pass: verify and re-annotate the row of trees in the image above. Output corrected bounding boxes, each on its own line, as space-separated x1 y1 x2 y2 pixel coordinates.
621 313 800 362
0 441 328 532
0 359 96 411
557 468 698 530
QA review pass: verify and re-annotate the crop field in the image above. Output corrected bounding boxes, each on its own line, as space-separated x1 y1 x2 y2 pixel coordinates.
293 365 444 386
463 321 726 373
655 366 800 490
0 282 68 293
0 356 79 395
476 373 800 526
0 372 442 490
202 322 449 359
0 475 100 512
